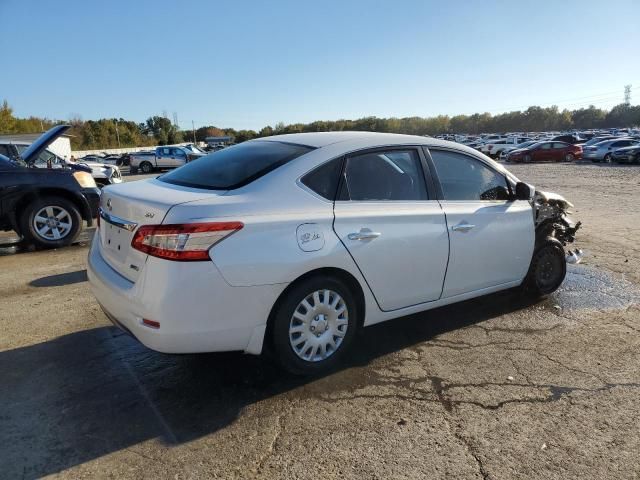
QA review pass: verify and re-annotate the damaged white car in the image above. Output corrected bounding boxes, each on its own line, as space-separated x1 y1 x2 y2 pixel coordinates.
89 132 580 374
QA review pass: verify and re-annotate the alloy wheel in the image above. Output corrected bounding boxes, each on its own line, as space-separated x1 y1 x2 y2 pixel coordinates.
33 206 73 241
289 289 349 362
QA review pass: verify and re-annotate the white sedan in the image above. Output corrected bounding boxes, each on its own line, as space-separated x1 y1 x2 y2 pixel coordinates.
88 132 580 374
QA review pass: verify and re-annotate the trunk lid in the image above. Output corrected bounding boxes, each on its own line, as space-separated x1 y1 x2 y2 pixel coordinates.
98 178 226 281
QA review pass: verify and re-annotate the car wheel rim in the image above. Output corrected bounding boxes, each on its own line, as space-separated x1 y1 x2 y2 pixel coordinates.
33 206 72 241
289 289 349 363
536 249 562 290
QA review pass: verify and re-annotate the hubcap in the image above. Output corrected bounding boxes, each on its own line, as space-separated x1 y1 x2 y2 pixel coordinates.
33 206 72 241
289 289 349 362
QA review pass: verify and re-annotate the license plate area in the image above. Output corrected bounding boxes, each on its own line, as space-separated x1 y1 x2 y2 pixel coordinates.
101 222 129 261
99 209 138 264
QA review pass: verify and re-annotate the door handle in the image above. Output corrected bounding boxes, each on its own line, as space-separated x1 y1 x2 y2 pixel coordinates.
348 229 381 241
452 223 475 232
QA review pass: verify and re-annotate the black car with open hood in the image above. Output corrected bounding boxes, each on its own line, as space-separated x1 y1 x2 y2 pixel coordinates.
0 125 101 248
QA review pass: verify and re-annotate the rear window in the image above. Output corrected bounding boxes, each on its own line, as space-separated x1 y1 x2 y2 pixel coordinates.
159 140 314 190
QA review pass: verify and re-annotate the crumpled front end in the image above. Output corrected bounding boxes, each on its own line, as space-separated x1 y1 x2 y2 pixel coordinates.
534 190 583 263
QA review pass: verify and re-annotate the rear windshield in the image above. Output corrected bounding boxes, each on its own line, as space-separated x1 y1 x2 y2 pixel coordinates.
159 140 314 190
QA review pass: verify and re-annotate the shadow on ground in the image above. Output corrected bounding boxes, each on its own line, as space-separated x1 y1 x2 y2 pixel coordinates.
0 288 541 479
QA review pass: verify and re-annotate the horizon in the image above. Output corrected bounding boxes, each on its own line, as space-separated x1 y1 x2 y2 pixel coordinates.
1 0 639 131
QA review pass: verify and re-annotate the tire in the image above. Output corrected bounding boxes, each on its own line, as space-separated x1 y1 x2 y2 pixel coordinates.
19 196 82 249
565 153 574 162
140 162 153 174
521 237 566 297
604 154 612 163
523 154 532 163
130 166 139 174
271 276 359 375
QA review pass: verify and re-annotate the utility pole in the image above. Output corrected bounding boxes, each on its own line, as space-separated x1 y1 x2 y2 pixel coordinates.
624 85 632 105
115 120 121 148
192 120 197 143
40 120 44 132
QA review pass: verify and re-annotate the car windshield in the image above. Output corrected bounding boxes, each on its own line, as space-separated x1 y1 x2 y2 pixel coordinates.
159 140 314 190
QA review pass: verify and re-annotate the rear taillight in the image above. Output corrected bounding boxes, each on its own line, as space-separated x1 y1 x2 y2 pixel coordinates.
131 222 243 261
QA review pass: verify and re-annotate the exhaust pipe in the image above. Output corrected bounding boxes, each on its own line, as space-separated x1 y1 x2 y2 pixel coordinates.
566 248 584 265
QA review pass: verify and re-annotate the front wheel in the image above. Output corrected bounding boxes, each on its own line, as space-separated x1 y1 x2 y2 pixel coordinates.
604 154 612 163
522 237 566 297
19 196 82 249
523 154 532 163
565 153 575 162
272 276 359 375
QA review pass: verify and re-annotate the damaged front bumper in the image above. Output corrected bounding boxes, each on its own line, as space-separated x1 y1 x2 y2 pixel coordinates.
534 190 583 263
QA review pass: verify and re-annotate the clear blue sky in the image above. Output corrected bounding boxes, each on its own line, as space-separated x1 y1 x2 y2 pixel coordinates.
1 0 639 131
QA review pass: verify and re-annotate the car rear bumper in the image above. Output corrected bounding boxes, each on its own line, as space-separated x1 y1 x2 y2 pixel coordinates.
87 235 285 354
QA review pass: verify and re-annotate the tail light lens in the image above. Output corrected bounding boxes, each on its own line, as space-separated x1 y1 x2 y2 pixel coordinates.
131 222 243 261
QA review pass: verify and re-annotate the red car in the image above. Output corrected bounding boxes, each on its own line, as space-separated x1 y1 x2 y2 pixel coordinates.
507 141 582 163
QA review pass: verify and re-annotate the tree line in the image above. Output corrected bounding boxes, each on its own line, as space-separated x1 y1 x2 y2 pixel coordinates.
1 99 638 150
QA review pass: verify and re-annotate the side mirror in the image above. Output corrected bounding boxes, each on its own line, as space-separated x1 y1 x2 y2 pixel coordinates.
515 182 535 201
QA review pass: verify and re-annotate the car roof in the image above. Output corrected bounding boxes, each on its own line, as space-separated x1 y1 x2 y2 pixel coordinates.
256 131 459 149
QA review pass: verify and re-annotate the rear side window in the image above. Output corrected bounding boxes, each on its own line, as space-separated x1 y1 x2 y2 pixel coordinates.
160 141 313 190
300 158 343 200
430 150 510 201
339 149 428 201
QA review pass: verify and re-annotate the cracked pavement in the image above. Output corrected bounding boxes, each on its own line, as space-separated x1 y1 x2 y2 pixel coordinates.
1 163 639 479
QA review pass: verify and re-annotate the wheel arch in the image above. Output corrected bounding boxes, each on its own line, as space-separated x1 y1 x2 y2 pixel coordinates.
12 188 89 232
263 267 366 354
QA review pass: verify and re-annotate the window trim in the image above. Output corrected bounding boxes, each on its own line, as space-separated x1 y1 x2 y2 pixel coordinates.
296 156 346 203
335 145 434 203
424 147 514 202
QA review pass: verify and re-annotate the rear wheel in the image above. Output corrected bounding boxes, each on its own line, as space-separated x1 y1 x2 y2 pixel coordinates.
604 153 612 163
522 237 566 297
140 161 153 174
272 276 359 375
19 196 82 249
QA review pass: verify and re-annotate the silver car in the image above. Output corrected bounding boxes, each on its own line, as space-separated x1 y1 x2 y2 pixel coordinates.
582 138 639 163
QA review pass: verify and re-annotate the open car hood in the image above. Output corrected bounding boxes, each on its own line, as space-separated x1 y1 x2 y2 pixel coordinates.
19 125 71 165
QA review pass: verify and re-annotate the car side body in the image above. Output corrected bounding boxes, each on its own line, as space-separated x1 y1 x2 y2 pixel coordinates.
507 141 582 163
129 146 205 174
0 126 101 247
88 132 580 373
582 138 639 162
611 145 640 164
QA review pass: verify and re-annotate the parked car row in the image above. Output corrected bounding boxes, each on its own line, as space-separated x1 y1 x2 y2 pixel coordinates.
441 128 640 164
0 140 123 186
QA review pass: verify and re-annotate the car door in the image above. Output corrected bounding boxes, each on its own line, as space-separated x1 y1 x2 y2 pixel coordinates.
427 149 534 298
551 142 568 161
157 147 172 167
333 147 449 311
536 142 553 161
171 148 188 167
